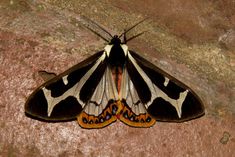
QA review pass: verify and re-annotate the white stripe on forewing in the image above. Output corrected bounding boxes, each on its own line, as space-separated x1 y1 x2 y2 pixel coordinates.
127 51 188 118
104 45 113 57
43 52 106 117
121 44 128 56
164 77 169 87
62 75 69 85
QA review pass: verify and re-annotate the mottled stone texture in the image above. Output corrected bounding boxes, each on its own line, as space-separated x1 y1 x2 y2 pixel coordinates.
0 0 234 156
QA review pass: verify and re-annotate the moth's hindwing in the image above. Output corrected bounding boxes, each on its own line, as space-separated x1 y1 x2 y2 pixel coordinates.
77 100 123 129
119 100 156 127
128 51 205 122
25 51 105 121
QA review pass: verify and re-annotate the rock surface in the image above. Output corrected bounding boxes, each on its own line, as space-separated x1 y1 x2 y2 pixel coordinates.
0 0 234 156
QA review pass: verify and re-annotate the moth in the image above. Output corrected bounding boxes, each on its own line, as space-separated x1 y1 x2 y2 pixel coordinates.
25 18 204 129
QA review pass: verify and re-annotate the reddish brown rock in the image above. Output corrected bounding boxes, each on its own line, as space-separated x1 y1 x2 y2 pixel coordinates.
0 0 234 157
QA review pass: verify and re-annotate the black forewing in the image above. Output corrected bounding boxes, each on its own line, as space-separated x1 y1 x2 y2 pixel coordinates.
25 51 105 121
129 50 205 122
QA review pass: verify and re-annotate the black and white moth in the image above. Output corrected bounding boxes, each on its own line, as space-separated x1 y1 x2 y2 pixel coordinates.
25 19 204 129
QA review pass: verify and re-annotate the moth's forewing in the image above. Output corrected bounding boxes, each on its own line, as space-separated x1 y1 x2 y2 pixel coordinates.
25 51 105 121
129 51 205 122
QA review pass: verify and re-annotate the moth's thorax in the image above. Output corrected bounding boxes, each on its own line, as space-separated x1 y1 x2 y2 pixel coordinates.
105 44 128 67
104 44 128 57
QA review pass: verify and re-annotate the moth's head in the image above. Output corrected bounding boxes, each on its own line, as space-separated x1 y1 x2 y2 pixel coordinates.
109 35 121 45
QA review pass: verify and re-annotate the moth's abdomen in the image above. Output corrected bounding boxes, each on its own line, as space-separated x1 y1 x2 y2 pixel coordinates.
111 66 123 94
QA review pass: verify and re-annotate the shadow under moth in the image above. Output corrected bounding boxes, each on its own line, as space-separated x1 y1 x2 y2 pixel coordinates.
25 18 204 129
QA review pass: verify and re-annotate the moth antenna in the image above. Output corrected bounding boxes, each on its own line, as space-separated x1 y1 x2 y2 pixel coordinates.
82 16 113 40
119 17 149 39
125 30 148 43
83 24 110 42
